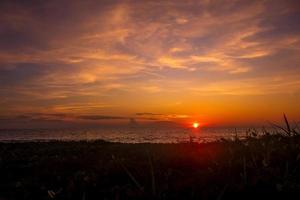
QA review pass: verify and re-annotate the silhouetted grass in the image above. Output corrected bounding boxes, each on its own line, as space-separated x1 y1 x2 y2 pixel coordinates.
0 116 299 199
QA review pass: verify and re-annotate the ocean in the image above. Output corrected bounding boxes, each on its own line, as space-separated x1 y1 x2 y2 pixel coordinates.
0 127 264 143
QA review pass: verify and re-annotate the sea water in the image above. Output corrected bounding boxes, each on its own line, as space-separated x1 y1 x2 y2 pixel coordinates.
0 127 263 143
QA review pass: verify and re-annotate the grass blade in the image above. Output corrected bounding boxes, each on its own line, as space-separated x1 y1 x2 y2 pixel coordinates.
283 113 291 136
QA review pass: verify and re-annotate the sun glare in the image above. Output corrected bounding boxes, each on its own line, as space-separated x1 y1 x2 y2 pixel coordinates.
193 122 199 128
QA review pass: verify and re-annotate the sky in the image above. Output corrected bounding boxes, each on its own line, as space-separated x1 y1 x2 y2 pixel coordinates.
0 0 300 128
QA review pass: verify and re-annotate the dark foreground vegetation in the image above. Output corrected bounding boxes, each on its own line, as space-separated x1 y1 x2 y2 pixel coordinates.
0 120 300 199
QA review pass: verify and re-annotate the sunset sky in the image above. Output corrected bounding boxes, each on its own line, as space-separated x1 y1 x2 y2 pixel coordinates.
0 0 300 128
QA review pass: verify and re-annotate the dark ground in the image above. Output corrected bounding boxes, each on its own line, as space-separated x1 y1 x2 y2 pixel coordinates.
0 132 300 200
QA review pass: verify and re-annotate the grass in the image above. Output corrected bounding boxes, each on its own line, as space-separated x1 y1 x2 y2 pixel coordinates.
0 116 299 199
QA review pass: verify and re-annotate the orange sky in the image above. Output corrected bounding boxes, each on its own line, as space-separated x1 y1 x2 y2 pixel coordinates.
0 0 300 128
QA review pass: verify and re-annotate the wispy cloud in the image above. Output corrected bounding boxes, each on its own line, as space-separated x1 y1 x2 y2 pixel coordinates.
0 0 300 125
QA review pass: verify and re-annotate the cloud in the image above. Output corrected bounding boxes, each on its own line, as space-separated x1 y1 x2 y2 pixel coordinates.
0 0 299 122
189 73 300 96
135 113 163 116
78 115 125 120
0 113 69 123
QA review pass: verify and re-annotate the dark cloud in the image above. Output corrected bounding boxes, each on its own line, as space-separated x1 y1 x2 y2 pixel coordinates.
27 113 69 118
0 116 14 121
244 48 300 74
0 113 158 124
0 113 70 123
0 27 47 51
15 115 32 119
245 12 300 43
0 62 85 88
0 0 118 52
78 115 125 120
0 63 47 85
136 113 163 116
139 117 160 121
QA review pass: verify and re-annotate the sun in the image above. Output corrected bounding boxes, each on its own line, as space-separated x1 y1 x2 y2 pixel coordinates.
193 122 199 128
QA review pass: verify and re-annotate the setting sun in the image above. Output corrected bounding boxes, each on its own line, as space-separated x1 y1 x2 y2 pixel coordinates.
0 1 299 199
193 122 199 129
